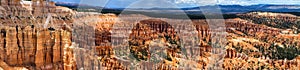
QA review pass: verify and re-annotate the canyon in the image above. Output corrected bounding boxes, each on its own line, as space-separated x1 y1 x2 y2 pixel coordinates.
0 0 299 70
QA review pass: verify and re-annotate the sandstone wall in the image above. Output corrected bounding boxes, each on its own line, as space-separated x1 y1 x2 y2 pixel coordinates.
0 26 71 69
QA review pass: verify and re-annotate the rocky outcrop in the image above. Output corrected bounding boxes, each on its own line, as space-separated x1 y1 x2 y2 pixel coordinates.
0 0 74 28
128 19 181 66
0 25 71 69
0 0 77 69
239 12 300 32
0 60 28 70
1 0 300 69
223 16 300 69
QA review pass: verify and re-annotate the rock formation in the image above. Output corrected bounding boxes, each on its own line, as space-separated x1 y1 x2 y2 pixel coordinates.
0 0 74 69
0 0 299 69
0 25 71 69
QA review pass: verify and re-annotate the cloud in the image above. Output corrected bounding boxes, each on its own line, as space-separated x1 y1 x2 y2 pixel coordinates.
124 0 180 8
105 0 138 8
79 0 109 6
255 0 300 5
174 0 218 5
217 0 254 5
174 0 300 6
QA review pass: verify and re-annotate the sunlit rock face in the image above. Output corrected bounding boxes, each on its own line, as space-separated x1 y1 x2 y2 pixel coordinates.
223 14 300 69
0 26 72 69
95 14 117 46
70 13 128 69
129 19 179 60
0 0 74 69
0 0 74 27
127 19 182 69
0 0 300 69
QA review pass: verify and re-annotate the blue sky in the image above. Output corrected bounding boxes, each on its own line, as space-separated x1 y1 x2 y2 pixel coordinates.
51 0 300 8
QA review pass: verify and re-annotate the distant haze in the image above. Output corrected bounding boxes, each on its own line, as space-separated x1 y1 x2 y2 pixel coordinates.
51 0 300 8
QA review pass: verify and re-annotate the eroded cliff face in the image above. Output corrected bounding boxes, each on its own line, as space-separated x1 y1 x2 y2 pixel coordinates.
0 0 75 70
1 13 299 70
239 12 300 32
1 0 300 70
0 26 72 70
223 16 300 69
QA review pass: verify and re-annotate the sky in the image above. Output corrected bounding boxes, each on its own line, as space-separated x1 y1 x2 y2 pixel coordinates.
51 0 300 8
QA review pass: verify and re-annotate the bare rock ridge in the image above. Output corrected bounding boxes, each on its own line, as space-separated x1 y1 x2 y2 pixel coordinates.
239 12 300 32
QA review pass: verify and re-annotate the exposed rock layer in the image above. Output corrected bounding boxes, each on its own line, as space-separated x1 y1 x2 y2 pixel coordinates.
0 26 71 69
